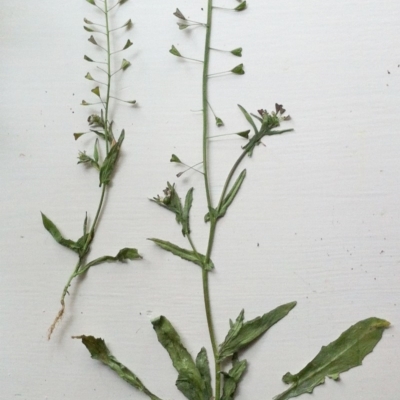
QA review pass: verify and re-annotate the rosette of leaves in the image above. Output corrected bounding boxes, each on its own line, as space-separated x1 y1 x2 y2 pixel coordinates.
42 0 140 340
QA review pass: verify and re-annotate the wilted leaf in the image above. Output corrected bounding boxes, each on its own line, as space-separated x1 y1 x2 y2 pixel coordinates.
152 316 204 400
234 1 247 11
99 130 124 186
221 355 247 400
231 64 245 75
196 348 212 400
230 48 242 57
41 212 81 254
174 8 186 20
274 317 390 400
123 39 133 50
181 188 194 236
121 59 131 70
93 138 99 162
79 247 142 274
148 238 214 271
169 45 182 57
218 302 297 361
78 336 162 400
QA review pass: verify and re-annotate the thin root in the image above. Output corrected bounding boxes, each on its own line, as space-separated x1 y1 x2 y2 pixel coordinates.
47 303 65 340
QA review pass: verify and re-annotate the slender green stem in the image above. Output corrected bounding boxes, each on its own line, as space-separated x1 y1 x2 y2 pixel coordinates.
104 0 112 152
48 0 114 340
201 1 223 399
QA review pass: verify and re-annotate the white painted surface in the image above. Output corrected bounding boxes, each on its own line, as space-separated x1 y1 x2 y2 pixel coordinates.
1 0 400 399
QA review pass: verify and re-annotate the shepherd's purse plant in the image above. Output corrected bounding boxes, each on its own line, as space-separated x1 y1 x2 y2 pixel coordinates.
42 0 141 340
76 1 389 399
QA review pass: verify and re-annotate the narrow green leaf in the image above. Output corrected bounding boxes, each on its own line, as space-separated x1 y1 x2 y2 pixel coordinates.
170 45 182 57
234 1 247 11
73 132 87 140
181 188 194 237
230 47 242 57
88 35 97 45
274 317 390 400
148 238 214 271
216 117 224 127
123 39 133 50
78 336 162 400
196 348 212 400
84 55 94 62
83 212 88 235
174 8 186 20
170 154 182 163
41 212 81 253
121 59 131 71
231 63 245 75
221 355 247 400
91 86 100 97
237 104 258 134
217 169 246 220
93 138 99 162
79 247 142 274
218 302 297 361
152 316 204 400
99 130 124 186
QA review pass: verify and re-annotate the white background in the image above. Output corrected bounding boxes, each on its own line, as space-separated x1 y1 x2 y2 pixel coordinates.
1 0 400 399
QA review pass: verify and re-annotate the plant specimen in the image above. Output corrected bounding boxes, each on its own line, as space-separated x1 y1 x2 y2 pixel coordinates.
75 1 389 399
42 0 141 340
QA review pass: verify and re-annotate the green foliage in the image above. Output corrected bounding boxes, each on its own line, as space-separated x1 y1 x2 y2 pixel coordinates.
218 302 297 361
152 316 205 400
274 318 390 400
196 348 213 400
148 238 214 271
78 336 162 400
99 130 125 186
221 355 247 400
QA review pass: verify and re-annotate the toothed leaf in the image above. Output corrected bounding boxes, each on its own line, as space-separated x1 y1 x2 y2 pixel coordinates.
221 356 247 400
274 317 390 400
78 336 161 400
218 302 297 361
152 316 204 400
148 238 214 271
196 348 212 400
